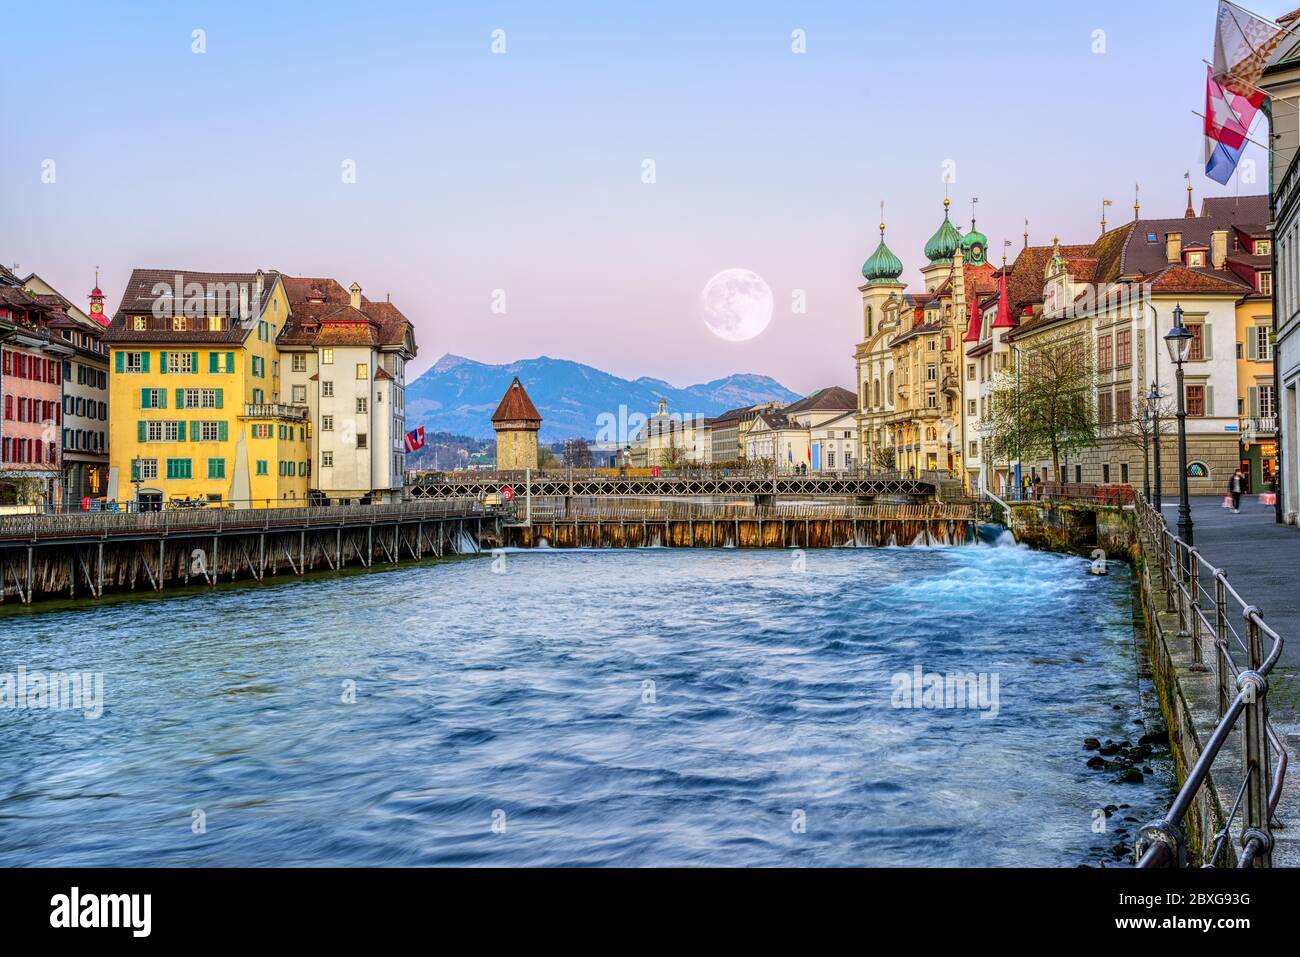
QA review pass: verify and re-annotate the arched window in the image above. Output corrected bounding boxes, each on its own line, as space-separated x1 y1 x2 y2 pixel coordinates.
873 380 881 407
865 305 873 336
887 371 894 395
1186 461 1210 478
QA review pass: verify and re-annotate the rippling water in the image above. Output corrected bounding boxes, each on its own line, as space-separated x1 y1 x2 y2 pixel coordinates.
0 542 1170 866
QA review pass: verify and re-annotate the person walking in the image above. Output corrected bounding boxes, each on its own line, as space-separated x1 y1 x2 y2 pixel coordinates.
1228 468 1245 514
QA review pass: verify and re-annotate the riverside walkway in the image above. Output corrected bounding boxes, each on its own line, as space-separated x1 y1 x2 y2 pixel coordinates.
1158 495 1300 865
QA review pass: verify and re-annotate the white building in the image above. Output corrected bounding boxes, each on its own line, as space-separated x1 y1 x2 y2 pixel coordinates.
278 277 417 503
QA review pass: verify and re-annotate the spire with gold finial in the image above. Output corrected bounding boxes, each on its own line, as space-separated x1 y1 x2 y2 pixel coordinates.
1184 171 1195 218
1023 218 1029 250
1101 198 1112 235
1134 183 1141 221
862 200 904 283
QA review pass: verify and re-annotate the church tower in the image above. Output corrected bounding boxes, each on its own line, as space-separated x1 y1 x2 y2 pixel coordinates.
88 269 109 326
492 377 542 470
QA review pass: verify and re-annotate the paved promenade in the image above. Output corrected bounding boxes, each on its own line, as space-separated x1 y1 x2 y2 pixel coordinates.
1160 495 1300 864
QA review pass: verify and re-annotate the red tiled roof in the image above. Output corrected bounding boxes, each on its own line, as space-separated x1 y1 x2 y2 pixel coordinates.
278 274 414 353
491 376 542 424
104 268 279 343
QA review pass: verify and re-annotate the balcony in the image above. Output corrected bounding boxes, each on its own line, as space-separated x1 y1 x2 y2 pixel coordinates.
241 402 308 421
1241 415 1277 438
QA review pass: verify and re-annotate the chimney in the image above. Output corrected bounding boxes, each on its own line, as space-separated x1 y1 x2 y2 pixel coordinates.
349 282 362 310
1165 231 1182 265
1211 229 1229 270
254 268 264 302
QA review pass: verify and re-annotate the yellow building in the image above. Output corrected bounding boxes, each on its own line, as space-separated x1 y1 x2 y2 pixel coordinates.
1227 222 1276 490
104 269 309 508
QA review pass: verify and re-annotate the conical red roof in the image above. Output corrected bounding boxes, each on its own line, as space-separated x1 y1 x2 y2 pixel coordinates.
491 376 542 424
991 268 1015 329
962 294 982 343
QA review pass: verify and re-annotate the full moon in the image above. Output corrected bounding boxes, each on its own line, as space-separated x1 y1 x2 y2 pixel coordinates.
700 268 774 342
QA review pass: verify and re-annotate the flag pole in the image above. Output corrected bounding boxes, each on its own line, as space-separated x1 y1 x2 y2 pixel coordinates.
1192 110 1271 149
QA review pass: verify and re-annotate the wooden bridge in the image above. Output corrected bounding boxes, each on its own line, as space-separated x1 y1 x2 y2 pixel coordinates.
0 499 490 604
407 467 948 503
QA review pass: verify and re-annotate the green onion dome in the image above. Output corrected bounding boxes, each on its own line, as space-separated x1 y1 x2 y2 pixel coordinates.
960 220 988 266
862 223 904 282
924 198 962 263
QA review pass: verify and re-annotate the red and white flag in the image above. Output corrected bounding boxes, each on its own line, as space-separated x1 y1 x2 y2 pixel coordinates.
404 426 426 452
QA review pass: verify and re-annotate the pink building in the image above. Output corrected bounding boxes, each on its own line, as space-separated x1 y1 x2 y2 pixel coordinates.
0 265 65 504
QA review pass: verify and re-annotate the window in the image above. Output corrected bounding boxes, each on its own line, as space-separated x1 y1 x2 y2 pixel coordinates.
356 363 368 380
926 363 937 381
321 348 334 364
1188 322 1204 361
356 433 367 449
1186 384 1206 417
926 393 937 409
322 416 334 431
208 316 223 332
967 399 976 416
1097 335 1113 371
182 388 220 408
172 317 187 331
208 458 226 479
125 352 146 373
1259 271 1273 295
1098 392 1113 425
969 440 978 457
199 421 223 442
142 388 165 409
1075 464 1082 483
145 421 185 442
133 316 147 331
322 451 334 468
967 363 975 381
1121 463 1129 483
1102 464 1111 484
1259 383 1277 417
1115 388 1131 422
292 384 307 403
165 458 192 479
252 356 264 378
167 352 194 373
292 354 307 372
256 460 268 476
1186 251 1206 267
133 458 159 481
321 381 334 397
1253 325 1273 361
1115 329 1131 367
1256 239 1272 256
356 398 367 413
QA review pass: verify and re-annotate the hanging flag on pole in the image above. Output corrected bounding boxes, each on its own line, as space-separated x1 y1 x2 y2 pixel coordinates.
1204 66 1265 184
1213 1 1286 97
404 426 426 452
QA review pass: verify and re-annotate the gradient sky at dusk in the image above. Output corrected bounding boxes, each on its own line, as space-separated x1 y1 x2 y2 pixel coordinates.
1 1 1289 394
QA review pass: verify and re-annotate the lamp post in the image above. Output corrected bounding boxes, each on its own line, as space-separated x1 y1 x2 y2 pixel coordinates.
1164 304 1194 547
1148 383 1162 512
1142 402 1152 504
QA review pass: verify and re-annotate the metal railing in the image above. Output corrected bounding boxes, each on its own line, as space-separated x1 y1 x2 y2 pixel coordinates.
241 402 308 421
510 500 984 523
1133 494 1287 868
408 466 954 485
0 497 486 542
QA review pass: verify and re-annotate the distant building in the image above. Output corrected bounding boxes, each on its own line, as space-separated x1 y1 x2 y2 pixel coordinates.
706 402 776 464
629 398 707 466
492 377 541 469
744 387 856 470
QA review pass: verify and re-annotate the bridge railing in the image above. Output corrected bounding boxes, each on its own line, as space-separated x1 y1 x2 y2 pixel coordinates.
510 500 985 523
1133 494 1287 868
0 498 487 543
408 467 950 486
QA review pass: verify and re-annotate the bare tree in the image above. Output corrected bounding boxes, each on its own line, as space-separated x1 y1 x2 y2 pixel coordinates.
563 437 594 468
987 330 1098 475
1108 388 1175 491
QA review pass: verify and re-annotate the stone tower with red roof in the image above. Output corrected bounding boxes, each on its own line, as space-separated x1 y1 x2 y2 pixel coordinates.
492 377 542 470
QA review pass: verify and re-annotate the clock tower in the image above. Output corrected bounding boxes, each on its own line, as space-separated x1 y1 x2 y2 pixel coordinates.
88 269 108 326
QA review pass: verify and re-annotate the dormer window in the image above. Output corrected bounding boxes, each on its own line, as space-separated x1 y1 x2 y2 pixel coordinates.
1259 271 1273 295
1256 239 1272 256
1186 251 1206 267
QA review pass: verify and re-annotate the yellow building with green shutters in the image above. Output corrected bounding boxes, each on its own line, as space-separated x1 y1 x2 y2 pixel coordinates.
103 269 310 508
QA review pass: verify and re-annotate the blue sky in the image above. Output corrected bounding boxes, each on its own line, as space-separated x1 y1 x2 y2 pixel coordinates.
1 1 1289 394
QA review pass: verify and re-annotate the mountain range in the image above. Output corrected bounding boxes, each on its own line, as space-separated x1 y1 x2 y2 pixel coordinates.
405 354 803 441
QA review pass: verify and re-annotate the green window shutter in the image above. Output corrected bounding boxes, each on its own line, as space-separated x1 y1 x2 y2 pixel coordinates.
159 351 167 374
191 352 199 372
225 352 234 373
1249 386 1260 417
131 460 140 482
140 388 149 409
218 421 228 442
1247 332 1258 360
1202 323 1213 360
209 351 219 374
138 420 147 442
175 388 184 409
142 352 150 373
1205 385 1215 416
178 421 187 442
215 388 223 409
158 389 167 409
115 351 124 373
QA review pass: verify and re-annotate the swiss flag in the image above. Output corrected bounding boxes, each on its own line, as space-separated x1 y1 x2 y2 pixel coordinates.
404 427 426 452
1205 66 1263 152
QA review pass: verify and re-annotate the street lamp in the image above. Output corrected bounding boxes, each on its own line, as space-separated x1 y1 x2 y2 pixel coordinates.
1164 304 1194 547
1148 383 1162 513
1142 401 1152 504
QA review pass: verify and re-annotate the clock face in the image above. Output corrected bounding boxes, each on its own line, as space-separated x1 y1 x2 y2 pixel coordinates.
91 302 102 314
973 245 983 259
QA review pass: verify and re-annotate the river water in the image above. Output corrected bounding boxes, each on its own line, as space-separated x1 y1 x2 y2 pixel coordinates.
0 540 1171 866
